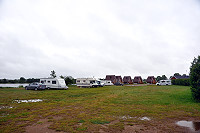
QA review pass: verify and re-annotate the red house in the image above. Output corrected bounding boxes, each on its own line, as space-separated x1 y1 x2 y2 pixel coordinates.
146 76 156 84
105 75 117 84
133 76 143 84
116 76 123 83
123 76 133 84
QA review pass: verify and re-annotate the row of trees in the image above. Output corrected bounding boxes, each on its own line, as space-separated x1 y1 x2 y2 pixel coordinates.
0 77 39 84
0 70 75 85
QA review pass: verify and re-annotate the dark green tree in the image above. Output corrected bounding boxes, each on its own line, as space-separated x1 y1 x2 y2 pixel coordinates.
60 76 75 85
50 70 56 78
156 75 167 81
156 76 162 81
161 75 167 80
190 56 200 102
2 78 8 83
19 77 26 83
174 73 181 76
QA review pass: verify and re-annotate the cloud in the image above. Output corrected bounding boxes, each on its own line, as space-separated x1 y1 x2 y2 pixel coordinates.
0 0 200 79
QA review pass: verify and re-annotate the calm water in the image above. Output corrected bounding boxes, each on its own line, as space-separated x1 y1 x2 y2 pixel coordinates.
0 84 29 88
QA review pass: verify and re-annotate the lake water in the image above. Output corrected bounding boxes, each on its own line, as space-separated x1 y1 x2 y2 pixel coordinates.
0 84 29 88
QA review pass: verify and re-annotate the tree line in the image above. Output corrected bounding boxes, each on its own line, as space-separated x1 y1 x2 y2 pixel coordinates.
0 71 76 85
0 77 39 84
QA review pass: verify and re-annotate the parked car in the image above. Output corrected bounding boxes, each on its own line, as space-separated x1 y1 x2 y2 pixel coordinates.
97 80 105 87
25 82 46 90
114 82 124 86
156 80 172 86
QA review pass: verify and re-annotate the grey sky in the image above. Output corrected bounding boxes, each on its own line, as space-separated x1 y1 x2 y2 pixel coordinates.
0 0 200 79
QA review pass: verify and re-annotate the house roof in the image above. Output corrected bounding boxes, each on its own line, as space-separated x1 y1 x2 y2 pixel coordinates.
133 76 142 82
123 76 132 82
116 76 122 79
172 75 190 79
146 76 156 82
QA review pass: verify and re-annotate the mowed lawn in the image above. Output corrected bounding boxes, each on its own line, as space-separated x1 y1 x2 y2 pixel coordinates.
0 85 200 132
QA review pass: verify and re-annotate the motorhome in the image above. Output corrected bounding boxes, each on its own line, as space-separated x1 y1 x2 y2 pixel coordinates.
101 80 114 86
156 80 172 86
76 78 100 88
40 78 68 89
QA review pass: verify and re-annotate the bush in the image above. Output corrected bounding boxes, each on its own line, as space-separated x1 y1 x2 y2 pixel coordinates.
171 79 190 86
190 56 200 102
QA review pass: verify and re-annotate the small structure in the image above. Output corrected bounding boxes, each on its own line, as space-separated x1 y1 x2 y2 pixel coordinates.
105 75 117 83
123 76 133 84
116 76 123 83
146 76 156 84
170 75 189 80
133 76 143 84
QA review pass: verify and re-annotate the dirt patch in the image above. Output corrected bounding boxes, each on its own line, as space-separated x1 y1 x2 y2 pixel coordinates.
25 118 64 133
98 118 197 133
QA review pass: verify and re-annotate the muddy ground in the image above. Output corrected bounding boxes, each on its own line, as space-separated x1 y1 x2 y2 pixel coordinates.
25 117 200 133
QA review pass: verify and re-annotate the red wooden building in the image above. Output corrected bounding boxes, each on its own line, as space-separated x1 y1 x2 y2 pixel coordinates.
146 76 156 84
123 76 133 84
105 75 117 84
116 76 123 83
133 76 143 84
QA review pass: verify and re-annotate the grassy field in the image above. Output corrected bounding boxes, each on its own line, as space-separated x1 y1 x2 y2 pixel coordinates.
0 85 200 132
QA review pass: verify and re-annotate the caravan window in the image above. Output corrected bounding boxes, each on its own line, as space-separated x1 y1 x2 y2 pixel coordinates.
52 81 56 84
90 80 95 83
48 81 50 83
77 80 80 82
83 80 86 82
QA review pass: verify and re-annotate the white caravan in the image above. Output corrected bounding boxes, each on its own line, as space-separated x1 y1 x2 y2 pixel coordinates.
76 78 99 88
101 80 114 86
40 78 68 89
156 80 172 86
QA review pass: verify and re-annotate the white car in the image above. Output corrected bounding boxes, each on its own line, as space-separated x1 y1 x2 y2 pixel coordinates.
156 80 172 86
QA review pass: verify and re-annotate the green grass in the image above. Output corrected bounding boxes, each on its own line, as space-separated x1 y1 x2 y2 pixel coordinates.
0 85 200 132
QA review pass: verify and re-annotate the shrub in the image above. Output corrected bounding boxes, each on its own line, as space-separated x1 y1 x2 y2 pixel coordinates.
171 79 190 86
190 56 200 102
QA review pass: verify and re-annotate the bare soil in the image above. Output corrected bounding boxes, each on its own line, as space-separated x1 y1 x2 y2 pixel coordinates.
25 118 199 133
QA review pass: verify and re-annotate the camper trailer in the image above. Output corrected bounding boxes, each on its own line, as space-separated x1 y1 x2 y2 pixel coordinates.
40 78 68 89
76 78 100 88
101 80 114 86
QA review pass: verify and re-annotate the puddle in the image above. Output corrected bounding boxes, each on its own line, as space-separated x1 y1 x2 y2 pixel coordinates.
0 106 13 109
14 99 43 103
176 120 200 132
139 117 151 121
120 115 134 120
119 116 151 121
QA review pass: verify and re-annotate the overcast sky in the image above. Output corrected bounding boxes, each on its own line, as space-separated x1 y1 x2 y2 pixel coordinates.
0 0 200 79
